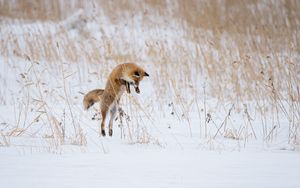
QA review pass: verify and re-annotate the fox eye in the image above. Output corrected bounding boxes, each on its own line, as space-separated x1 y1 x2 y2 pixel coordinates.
134 71 140 77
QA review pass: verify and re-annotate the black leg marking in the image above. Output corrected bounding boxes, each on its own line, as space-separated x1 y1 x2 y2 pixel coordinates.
101 129 106 137
135 86 140 94
126 82 131 93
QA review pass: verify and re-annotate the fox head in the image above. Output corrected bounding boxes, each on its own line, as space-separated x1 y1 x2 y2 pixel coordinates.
119 63 149 94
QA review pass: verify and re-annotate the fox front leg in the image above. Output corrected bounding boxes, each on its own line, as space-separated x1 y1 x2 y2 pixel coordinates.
134 86 140 93
126 82 131 94
119 78 140 94
126 80 140 94
118 78 131 94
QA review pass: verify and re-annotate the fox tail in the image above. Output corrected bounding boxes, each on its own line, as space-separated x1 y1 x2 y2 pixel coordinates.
83 89 104 110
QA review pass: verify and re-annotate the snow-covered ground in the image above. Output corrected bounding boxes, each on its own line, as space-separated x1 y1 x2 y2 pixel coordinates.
1 1 300 187
1 99 300 188
1 141 300 188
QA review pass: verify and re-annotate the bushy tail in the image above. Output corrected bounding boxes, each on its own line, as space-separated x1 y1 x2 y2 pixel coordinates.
83 89 104 110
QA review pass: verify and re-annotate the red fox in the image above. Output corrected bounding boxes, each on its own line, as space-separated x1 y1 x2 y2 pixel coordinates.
83 63 149 136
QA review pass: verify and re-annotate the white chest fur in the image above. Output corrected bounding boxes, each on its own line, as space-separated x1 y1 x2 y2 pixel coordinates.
109 85 126 111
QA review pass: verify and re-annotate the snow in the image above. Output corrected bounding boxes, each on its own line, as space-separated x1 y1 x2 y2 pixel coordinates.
1 1 300 187
1 144 300 188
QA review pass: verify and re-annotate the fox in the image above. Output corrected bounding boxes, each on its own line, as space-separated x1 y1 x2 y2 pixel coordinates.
83 63 149 137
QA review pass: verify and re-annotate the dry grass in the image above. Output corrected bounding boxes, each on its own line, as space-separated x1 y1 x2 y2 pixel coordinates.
0 0 299 149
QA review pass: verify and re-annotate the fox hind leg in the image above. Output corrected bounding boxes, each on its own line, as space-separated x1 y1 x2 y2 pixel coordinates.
100 107 108 136
109 104 117 136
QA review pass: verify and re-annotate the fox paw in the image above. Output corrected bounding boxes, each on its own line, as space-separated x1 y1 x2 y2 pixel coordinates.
135 86 140 94
101 130 106 137
109 129 113 137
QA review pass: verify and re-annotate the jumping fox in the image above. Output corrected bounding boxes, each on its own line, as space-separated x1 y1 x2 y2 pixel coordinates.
83 63 149 137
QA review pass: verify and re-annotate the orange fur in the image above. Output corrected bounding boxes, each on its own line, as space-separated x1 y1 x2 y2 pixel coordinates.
83 63 149 136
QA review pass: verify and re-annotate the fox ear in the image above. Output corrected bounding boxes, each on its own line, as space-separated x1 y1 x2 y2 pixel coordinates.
144 72 149 77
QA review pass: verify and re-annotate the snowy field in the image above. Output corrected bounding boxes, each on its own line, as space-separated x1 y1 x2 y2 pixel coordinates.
0 1 300 187
1 144 299 188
